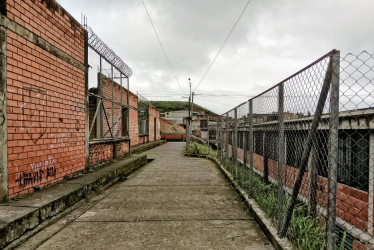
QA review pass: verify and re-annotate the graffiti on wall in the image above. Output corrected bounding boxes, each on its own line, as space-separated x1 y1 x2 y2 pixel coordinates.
16 157 57 186
19 86 81 147
51 132 78 148
0 92 5 126
20 87 49 144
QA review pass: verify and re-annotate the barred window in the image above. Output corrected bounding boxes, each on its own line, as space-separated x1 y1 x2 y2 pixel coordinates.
265 132 278 161
238 131 244 149
254 132 264 155
338 131 369 191
296 130 369 192
286 131 307 167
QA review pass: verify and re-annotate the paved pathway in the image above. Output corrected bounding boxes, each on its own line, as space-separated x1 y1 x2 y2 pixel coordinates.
18 142 273 250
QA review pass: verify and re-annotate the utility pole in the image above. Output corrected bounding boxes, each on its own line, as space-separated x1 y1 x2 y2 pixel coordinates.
186 78 192 146
191 91 194 142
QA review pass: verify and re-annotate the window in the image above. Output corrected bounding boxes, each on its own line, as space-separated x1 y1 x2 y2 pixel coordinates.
337 130 369 191
265 132 278 161
209 130 216 140
254 132 264 155
292 129 369 191
200 120 208 129
286 131 307 167
228 131 233 145
121 108 128 137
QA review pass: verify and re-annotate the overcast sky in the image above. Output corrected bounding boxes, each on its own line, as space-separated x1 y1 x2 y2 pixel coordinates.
57 0 374 114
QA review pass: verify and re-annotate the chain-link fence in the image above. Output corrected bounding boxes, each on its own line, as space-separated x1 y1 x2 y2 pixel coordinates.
214 50 374 249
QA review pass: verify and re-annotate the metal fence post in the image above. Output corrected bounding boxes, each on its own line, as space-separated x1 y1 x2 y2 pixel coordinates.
263 132 269 184
277 83 285 232
243 120 248 168
99 56 103 138
225 113 229 161
280 56 334 237
234 108 238 178
327 50 340 250
248 100 254 194
207 117 210 156
220 117 224 161
84 29 90 171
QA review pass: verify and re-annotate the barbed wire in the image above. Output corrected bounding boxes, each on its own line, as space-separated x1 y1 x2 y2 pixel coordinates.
85 25 133 77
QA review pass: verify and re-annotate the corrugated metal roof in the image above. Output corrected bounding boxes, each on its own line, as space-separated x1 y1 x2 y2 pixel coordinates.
160 118 186 134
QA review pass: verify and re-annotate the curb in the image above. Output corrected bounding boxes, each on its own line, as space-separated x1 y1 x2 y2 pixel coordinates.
0 155 147 249
207 156 295 250
131 140 166 155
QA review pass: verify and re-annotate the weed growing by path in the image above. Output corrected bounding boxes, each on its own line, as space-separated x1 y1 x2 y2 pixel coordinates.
220 156 327 250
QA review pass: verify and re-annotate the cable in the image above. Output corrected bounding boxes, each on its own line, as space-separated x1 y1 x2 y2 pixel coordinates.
194 97 230 106
141 0 185 93
194 0 251 92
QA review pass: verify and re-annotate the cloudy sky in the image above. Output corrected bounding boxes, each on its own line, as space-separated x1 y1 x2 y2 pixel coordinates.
57 0 374 114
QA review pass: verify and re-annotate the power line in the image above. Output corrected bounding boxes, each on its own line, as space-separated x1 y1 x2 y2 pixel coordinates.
141 0 185 93
194 97 230 106
194 0 251 92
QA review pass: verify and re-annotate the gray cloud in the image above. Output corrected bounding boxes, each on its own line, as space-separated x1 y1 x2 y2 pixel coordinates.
57 0 374 113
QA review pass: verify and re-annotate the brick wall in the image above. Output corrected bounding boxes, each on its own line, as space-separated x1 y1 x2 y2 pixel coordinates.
149 105 160 142
7 0 85 64
93 76 161 166
5 0 86 197
224 134 370 240
89 140 130 167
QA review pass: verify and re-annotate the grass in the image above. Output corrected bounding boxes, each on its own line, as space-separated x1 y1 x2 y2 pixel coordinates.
185 142 217 158
220 156 327 250
184 145 337 249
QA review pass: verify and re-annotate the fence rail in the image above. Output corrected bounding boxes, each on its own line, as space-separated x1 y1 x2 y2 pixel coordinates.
215 50 374 249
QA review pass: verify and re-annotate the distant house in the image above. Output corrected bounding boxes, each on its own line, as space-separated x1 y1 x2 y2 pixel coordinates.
163 110 193 128
160 118 186 142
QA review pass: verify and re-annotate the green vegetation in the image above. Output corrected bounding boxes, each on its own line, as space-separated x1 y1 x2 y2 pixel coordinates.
150 101 218 116
288 205 326 249
184 144 350 249
215 155 327 250
185 142 217 158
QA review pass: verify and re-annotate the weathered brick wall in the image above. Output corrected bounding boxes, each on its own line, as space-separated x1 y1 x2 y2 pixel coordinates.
149 105 160 142
6 0 86 197
88 140 130 167
7 0 85 64
102 77 124 138
100 77 139 144
129 93 139 145
227 135 369 236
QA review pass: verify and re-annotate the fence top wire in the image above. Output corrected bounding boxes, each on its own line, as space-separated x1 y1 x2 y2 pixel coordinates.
221 49 336 116
138 93 150 104
85 25 133 78
340 51 374 112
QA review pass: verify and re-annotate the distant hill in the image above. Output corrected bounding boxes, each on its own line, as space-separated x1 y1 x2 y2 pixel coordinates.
150 101 219 116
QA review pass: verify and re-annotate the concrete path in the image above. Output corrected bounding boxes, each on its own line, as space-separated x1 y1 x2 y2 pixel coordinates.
17 142 273 250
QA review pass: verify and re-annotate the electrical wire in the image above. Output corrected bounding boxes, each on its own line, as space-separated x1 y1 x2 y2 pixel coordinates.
194 0 251 92
141 0 185 93
194 97 231 106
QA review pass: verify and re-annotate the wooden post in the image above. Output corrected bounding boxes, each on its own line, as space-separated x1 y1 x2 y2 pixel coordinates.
280 54 334 237
277 83 285 231
308 141 318 217
0 26 7 201
326 50 340 250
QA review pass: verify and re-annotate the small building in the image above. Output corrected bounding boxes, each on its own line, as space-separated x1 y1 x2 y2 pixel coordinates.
160 118 186 142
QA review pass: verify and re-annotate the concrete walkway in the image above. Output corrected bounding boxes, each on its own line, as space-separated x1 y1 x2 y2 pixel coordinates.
17 142 273 250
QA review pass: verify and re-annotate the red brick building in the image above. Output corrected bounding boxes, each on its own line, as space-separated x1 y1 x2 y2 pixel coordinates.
0 0 161 201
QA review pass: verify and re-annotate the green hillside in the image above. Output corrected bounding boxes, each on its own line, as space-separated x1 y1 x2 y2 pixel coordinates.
150 101 218 116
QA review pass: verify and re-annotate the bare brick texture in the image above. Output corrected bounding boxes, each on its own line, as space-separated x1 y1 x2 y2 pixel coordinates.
6 0 85 198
